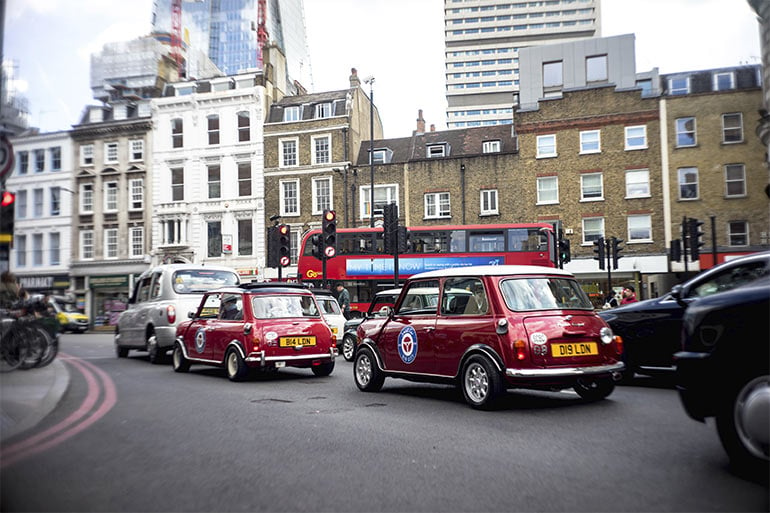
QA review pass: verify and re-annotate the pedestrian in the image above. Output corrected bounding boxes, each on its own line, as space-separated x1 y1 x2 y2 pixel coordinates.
620 285 638 305
0 271 20 308
603 291 619 309
335 283 351 319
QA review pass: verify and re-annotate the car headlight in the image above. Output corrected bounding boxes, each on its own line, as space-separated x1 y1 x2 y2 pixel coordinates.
600 327 614 344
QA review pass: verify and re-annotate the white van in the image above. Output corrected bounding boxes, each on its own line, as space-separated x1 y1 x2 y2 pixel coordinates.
114 264 240 363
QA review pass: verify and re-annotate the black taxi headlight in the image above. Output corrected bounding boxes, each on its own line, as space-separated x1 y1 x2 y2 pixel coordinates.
600 327 614 345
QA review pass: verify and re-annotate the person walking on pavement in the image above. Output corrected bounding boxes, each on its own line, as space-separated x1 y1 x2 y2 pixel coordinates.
335 283 351 319
620 285 638 305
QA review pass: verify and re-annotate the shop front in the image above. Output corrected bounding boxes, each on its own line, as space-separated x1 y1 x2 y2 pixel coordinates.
89 274 131 331
17 274 71 296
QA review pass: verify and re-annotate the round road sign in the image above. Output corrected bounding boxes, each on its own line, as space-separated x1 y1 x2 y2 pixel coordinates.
324 246 336 258
279 256 290 267
0 136 14 180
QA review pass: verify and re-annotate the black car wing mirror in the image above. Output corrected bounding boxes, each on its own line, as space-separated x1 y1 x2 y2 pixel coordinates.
670 284 687 307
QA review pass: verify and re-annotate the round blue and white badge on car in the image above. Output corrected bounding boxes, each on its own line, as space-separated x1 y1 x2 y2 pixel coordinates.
195 327 206 354
398 326 418 364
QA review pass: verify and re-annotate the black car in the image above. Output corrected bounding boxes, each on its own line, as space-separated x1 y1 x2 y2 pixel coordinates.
599 251 770 379
674 276 769 474
340 289 403 362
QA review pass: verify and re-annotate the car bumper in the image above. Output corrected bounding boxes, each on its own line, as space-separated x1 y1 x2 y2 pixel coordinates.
505 362 625 379
674 351 715 421
155 326 178 349
245 348 337 366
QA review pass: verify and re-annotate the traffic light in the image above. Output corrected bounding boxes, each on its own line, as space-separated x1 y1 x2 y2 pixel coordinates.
397 225 409 254
266 225 279 268
1 190 16 246
322 209 337 259
558 238 571 266
688 217 705 261
611 237 623 270
670 239 682 262
593 236 605 270
310 233 323 260
383 203 397 254
277 224 291 267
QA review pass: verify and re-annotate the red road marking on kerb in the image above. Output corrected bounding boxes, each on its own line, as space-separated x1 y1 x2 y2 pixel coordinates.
0 353 117 468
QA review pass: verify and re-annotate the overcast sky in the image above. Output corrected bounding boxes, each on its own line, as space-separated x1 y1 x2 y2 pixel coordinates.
4 0 762 138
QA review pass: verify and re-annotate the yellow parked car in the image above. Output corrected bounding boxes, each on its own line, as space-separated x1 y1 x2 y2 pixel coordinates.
50 296 89 333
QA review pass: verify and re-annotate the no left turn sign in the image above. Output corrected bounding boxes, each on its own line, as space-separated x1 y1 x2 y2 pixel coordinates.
0 136 14 181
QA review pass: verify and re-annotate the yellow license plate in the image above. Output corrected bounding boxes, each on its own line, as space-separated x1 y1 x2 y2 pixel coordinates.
331 327 338 334
552 342 598 357
279 336 316 347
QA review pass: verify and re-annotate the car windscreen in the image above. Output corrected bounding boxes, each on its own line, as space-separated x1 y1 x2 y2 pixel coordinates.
317 297 341 315
500 277 593 311
251 295 320 319
172 270 239 294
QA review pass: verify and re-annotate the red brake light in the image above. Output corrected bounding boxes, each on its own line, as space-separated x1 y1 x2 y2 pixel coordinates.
514 339 527 361
167 305 176 324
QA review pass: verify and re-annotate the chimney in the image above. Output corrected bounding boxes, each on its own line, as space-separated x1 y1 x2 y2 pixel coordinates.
430 124 435 132
349 68 360 88
416 109 425 134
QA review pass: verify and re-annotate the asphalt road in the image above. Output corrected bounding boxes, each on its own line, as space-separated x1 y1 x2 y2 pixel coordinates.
1 333 767 512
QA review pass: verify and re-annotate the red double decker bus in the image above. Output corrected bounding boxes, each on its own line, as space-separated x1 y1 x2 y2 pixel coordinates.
297 223 557 317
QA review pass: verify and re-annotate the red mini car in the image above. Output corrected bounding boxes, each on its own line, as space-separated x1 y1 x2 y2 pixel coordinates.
354 265 624 409
173 283 336 381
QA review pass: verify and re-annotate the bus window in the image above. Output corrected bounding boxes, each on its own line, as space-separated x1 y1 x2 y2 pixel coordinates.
449 230 466 252
469 231 504 252
507 229 529 251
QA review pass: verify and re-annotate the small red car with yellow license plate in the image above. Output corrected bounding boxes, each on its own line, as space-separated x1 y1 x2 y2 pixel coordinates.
173 283 336 381
354 265 624 409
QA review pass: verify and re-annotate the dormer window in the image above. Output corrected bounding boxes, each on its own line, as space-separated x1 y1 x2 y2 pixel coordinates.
427 144 448 158
483 140 501 153
713 71 735 91
370 148 393 164
315 103 332 119
283 106 300 122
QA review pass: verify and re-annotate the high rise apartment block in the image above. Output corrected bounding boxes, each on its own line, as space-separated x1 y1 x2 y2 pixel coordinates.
445 0 600 129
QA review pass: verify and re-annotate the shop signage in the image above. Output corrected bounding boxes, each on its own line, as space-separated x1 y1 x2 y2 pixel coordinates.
90 275 129 288
18 274 70 290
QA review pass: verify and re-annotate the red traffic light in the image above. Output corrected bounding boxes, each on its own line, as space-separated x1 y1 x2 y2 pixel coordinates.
1 191 15 207
324 210 336 223
278 224 289 235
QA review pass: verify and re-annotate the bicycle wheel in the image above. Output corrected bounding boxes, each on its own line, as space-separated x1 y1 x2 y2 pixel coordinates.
0 328 28 372
35 329 58 368
19 324 50 369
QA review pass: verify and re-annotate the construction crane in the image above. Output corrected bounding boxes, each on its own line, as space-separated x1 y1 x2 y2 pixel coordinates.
171 0 184 77
256 0 269 69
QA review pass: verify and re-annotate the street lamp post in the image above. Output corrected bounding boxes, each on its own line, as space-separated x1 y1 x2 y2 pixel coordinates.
364 76 375 228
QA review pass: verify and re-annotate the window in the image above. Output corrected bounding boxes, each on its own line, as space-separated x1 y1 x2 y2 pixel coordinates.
313 135 331 165
371 149 388 164
51 187 61 216
238 219 252 256
586 54 607 82
625 125 647 150
237 111 250 142
483 140 501 153
315 103 332 118
725 164 746 197
628 214 652 242
171 168 184 201
636 79 653 97
625 169 650 198
80 144 94 166
104 228 118 259
722 113 743 143
713 71 735 91
130 139 144 161
104 142 118 164
50 147 61 171
32 234 43 266
34 149 45 172
728 221 748 246
361 184 398 220
207 165 221 199
80 183 94 214
678 167 699 200
675 117 696 147
129 178 144 210
312 176 332 214
80 230 94 260
580 173 603 201
582 217 604 244
207 221 222 258
49 232 60 266
104 182 118 212
280 139 298 167
290 229 299 265
283 106 300 122
207 115 220 145
33 188 43 217
480 189 498 215
18 151 28 174
424 192 451 219
536 134 556 158
16 235 26 266
238 162 251 197
280 179 299 216
579 130 600 154
129 227 144 258
669 77 689 95
171 118 183 148
427 144 446 158
536 176 558 204
543 60 563 88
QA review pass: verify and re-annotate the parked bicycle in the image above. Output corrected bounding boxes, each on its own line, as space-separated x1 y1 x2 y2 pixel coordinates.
0 298 60 372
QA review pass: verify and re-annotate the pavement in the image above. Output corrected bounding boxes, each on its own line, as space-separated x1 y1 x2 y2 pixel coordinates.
0 358 70 443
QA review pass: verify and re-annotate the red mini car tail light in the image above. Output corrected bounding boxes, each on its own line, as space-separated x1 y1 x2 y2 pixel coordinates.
514 339 527 361
614 335 623 355
166 305 176 324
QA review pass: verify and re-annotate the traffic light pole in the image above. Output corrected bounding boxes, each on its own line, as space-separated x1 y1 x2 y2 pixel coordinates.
605 238 612 292
682 216 689 274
